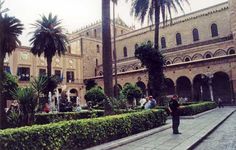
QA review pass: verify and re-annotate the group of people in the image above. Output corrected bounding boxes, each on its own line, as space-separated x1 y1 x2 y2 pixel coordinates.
140 96 157 109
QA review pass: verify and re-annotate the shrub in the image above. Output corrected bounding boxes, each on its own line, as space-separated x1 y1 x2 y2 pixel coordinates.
121 83 142 104
84 87 106 107
155 101 217 116
179 101 217 116
0 110 167 150
34 110 104 124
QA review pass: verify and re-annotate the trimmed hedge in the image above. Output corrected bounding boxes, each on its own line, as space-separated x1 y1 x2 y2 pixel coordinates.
34 110 104 124
155 101 217 116
0 109 167 150
179 101 217 116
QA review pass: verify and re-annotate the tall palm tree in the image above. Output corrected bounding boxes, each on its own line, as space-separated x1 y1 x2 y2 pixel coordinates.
30 13 68 77
0 0 23 129
102 0 113 97
129 0 189 49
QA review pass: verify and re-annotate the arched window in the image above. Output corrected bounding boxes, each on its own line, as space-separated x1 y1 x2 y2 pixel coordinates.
147 40 152 45
135 44 139 50
96 45 100 53
184 57 190 62
211 23 218 37
94 29 97 38
206 54 212 58
229 49 235 55
96 59 98 66
192 28 199 42
176 33 182 45
86 32 89 36
161 37 166 48
123 47 128 57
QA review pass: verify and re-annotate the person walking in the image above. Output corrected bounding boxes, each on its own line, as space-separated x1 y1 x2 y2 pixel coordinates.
168 95 182 134
218 98 223 108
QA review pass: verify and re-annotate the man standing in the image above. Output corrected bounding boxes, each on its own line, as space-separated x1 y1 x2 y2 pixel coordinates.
168 95 181 134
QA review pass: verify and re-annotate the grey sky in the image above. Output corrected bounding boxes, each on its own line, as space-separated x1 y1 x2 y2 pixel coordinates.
4 0 227 46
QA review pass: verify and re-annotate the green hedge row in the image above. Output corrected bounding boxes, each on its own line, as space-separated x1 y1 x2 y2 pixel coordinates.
34 110 104 124
155 101 217 116
0 110 167 150
179 101 217 116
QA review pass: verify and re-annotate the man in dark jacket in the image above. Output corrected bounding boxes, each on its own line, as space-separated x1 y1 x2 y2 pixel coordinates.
168 95 182 134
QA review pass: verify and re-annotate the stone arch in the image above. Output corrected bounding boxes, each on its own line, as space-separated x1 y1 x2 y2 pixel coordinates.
193 74 210 101
214 49 227 57
114 84 122 96
69 88 79 104
183 55 191 62
192 53 203 60
166 60 172 65
99 71 103 76
163 78 175 96
136 81 146 97
124 82 131 88
204 51 213 59
212 71 232 103
176 76 192 99
227 47 235 55
173 57 183 64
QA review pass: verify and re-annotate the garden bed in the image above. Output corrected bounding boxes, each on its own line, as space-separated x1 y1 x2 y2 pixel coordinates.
0 109 167 150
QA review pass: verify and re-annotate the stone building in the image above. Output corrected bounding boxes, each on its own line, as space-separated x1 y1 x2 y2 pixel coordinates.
81 1 236 104
4 46 84 105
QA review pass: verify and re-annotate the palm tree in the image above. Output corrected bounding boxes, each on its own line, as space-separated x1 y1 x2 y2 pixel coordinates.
0 0 23 129
129 0 189 49
30 13 68 77
102 0 113 97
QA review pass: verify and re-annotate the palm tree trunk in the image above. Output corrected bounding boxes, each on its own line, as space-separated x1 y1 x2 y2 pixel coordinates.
102 0 113 97
47 57 52 77
0 49 7 129
154 0 160 50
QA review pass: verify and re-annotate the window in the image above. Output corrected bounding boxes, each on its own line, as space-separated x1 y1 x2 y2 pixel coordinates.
121 30 124 35
229 49 235 55
17 67 30 81
55 70 62 81
161 37 166 48
123 47 128 57
211 23 218 37
94 29 97 38
206 54 212 58
184 58 190 62
192 28 199 42
67 45 71 53
39 69 46 76
66 71 74 83
135 44 139 50
86 32 89 36
96 45 100 53
4 66 11 73
96 59 98 66
176 33 182 45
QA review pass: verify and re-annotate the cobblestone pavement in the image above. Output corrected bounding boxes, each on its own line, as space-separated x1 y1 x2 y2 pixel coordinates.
194 110 236 150
110 107 236 150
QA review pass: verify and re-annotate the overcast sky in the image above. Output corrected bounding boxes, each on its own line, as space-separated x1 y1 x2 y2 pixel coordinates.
4 0 227 46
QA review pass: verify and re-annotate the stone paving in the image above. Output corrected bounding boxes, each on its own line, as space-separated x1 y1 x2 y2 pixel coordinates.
88 107 236 150
195 109 236 150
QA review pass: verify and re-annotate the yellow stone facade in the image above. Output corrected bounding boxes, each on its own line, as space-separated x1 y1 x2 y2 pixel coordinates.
7 1 236 105
4 46 85 105
81 1 236 104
